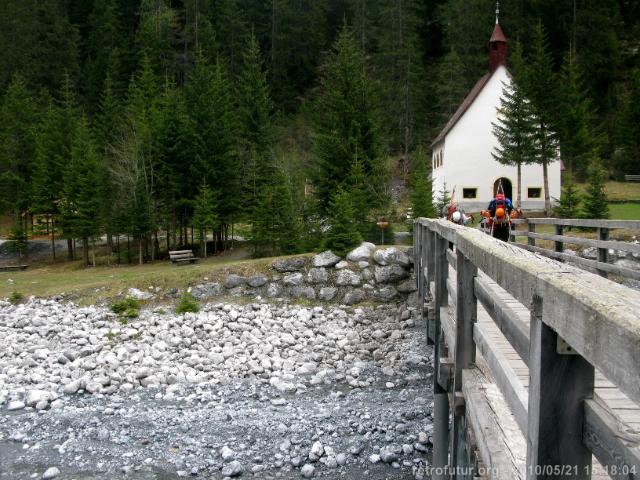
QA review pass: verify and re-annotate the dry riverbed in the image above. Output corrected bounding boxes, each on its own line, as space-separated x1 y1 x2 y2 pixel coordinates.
0 298 434 479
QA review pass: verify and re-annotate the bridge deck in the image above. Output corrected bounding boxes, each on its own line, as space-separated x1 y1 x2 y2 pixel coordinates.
442 268 640 480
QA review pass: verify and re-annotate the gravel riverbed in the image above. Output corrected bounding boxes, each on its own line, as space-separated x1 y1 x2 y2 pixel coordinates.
0 298 434 479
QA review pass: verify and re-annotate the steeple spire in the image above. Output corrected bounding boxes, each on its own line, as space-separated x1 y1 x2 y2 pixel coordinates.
488 11 507 72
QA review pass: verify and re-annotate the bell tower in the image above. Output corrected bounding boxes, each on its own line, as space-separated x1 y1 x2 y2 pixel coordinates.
489 2 507 72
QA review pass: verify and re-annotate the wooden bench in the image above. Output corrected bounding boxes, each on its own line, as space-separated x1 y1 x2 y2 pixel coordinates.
624 174 640 182
0 265 29 272
169 250 200 264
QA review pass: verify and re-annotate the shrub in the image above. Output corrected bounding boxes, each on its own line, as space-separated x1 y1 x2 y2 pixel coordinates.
9 291 24 305
323 188 362 257
111 297 140 318
176 292 199 314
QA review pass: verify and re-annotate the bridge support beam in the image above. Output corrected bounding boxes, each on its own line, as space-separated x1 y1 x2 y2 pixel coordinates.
526 295 595 480
432 234 450 480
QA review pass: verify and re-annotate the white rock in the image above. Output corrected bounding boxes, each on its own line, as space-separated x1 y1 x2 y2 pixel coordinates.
346 242 376 262
42 467 60 479
220 445 235 461
7 400 25 411
301 464 315 478
127 288 153 300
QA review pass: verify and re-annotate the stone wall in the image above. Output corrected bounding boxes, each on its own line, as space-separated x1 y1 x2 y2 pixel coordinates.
191 242 416 306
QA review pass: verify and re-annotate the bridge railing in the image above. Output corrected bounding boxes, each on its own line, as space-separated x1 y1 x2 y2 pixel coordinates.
510 218 640 280
414 217 640 480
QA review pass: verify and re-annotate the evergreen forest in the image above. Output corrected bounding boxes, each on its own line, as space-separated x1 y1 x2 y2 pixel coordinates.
0 0 638 264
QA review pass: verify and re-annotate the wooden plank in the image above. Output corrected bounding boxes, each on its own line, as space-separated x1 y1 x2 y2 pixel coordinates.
518 231 640 256
447 220 640 406
584 399 640 480
462 368 525 480
526 295 595 479
515 242 640 281
169 250 194 255
446 248 456 269
526 218 640 229
474 322 528 435
474 276 530 365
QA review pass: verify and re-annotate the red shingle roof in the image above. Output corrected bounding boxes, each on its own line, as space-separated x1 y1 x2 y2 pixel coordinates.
490 23 507 43
431 72 492 147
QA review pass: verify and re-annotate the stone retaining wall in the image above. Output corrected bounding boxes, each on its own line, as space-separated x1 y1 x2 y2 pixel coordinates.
191 242 417 305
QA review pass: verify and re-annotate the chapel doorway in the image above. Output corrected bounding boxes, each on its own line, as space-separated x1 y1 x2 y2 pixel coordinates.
493 177 512 200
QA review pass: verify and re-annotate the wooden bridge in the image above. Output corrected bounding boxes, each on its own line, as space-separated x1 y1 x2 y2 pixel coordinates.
414 218 640 480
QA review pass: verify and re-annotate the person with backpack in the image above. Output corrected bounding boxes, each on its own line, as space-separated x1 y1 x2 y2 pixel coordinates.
483 192 513 242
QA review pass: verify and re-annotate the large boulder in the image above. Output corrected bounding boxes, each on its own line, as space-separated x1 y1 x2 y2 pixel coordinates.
346 242 376 262
224 275 245 289
307 268 328 284
312 251 341 268
292 286 316 300
192 282 223 299
318 287 338 301
283 273 304 286
374 265 410 283
396 279 417 293
343 289 366 305
267 282 282 298
246 275 268 288
336 269 362 286
373 247 411 267
272 257 307 272
372 286 398 302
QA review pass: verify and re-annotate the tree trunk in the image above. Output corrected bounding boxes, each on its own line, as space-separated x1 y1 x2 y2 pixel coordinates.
543 160 551 216
203 229 207 258
82 237 89 267
107 233 113 266
127 235 131 263
517 162 522 209
67 238 73 260
138 237 143 265
50 216 56 262
116 235 121 264
91 237 96 267
231 223 234 250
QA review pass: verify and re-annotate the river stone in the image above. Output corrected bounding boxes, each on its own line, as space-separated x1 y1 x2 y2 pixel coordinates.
373 247 411 267
224 275 245 289
267 282 282 298
192 282 223 299
301 464 315 478
374 265 410 283
312 251 341 268
272 257 306 272
396 279 417 293
343 289 366 305
292 286 316 300
373 286 398 302
346 242 376 262
127 287 153 300
336 269 361 286
42 467 60 479
246 275 268 288
318 287 337 301
335 261 349 269
221 460 244 477
283 272 304 286
307 268 328 284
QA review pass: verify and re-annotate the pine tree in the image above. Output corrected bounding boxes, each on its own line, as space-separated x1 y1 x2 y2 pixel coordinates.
557 51 597 180
554 175 582 219
491 78 536 209
192 184 218 258
237 32 275 233
0 74 38 231
410 148 435 219
582 156 610 219
434 182 451 218
313 24 385 212
435 49 468 131
617 68 640 176
521 23 560 216
136 0 178 77
323 188 362 257
62 116 102 266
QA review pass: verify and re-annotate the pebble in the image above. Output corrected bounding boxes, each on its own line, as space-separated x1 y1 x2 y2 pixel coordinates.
42 467 60 479
301 464 315 478
220 460 243 477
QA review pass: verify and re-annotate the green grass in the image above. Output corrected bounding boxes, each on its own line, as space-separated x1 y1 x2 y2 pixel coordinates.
175 292 200 314
608 203 640 220
575 181 640 202
0 248 301 304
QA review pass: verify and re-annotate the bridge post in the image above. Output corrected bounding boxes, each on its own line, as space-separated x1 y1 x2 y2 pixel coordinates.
528 221 536 247
597 227 609 278
450 249 477 478
555 225 564 253
432 232 450 480
526 295 595 480
424 227 435 345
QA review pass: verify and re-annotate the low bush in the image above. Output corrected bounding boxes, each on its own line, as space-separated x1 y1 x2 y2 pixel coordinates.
176 292 199 314
111 297 140 318
9 291 24 305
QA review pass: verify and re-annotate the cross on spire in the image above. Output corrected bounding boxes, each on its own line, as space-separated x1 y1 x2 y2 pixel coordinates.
495 0 500 24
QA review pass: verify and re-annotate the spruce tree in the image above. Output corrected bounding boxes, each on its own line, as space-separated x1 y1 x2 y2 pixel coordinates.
491 77 536 209
323 188 362 258
62 116 102 266
410 148 435 220
582 156 610 220
522 23 560 216
435 182 451 218
618 68 640 176
192 184 218 258
554 176 582 219
313 24 385 213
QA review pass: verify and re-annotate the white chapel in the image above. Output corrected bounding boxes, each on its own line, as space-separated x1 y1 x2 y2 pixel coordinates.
430 18 561 211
